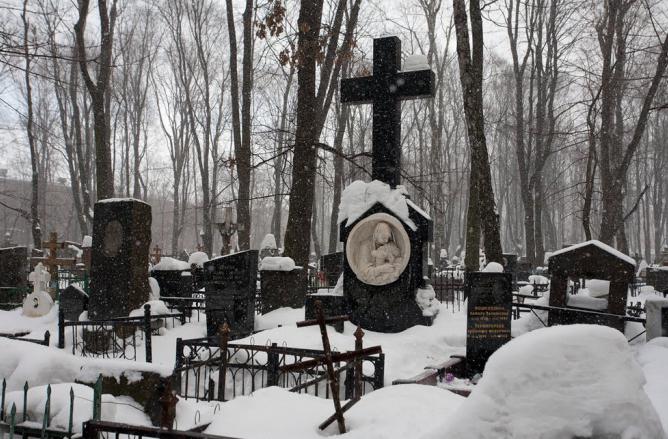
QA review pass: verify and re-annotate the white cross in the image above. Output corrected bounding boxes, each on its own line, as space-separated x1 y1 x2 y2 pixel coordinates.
28 262 51 293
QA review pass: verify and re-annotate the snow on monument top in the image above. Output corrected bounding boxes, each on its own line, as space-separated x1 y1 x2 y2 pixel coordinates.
152 256 190 271
338 180 424 230
549 239 636 267
96 197 150 206
260 233 277 250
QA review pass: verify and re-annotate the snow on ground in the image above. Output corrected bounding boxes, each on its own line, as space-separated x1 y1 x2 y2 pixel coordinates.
636 337 668 433
438 325 664 439
205 384 463 439
238 303 466 384
0 338 172 391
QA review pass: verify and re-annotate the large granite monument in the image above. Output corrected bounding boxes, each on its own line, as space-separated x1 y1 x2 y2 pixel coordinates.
88 199 152 319
338 36 436 333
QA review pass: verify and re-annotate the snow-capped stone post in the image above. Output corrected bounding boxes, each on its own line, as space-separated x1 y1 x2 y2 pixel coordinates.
336 36 437 333
259 256 303 313
88 199 152 319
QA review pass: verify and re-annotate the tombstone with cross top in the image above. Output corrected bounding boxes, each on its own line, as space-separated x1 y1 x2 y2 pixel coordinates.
336 36 439 333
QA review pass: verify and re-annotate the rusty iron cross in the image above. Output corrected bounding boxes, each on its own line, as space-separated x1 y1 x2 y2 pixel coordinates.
285 301 382 434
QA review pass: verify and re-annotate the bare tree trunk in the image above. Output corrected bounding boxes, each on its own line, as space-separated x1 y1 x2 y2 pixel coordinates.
283 0 324 272
74 0 117 200
453 0 503 267
328 101 348 253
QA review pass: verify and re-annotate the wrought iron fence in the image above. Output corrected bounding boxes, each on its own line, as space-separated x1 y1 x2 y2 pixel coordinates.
161 296 206 324
173 336 384 403
432 270 465 312
58 305 183 362
0 330 50 346
81 420 239 439
0 376 102 439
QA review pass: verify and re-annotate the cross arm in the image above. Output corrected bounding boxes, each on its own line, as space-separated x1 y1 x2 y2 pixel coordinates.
340 76 375 104
395 69 436 100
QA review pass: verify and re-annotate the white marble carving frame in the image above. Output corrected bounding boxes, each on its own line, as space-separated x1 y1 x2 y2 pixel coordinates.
346 212 411 286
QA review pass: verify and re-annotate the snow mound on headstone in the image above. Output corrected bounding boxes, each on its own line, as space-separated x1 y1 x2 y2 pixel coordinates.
260 256 296 271
82 235 93 248
440 325 665 439
188 251 209 268
260 233 277 250
338 180 416 230
152 257 190 271
482 262 503 273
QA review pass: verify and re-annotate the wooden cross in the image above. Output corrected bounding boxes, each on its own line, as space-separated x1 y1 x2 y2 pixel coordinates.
283 301 382 434
31 232 76 276
151 245 162 264
341 36 435 188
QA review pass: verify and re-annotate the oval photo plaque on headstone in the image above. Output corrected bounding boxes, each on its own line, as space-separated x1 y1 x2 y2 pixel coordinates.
345 212 410 286
103 220 123 257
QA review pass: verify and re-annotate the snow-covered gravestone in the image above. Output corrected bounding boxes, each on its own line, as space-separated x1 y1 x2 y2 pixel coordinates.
259 256 304 313
259 234 278 260
88 199 152 319
339 36 436 333
23 262 54 317
547 240 635 332
338 181 435 332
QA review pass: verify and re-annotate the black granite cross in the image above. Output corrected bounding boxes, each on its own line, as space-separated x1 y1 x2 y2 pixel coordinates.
341 36 435 188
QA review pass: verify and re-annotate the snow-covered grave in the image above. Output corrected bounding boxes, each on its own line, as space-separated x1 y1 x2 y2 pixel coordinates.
4 236 668 437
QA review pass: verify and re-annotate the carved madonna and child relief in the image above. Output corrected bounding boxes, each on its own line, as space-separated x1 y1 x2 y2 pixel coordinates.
346 213 411 286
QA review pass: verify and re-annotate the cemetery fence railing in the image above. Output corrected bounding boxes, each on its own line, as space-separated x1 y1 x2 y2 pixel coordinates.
0 330 50 346
58 304 184 362
0 375 103 439
173 336 384 403
81 420 240 439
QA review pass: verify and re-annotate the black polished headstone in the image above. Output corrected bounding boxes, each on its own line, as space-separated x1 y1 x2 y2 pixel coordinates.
60 284 89 321
341 203 433 333
260 268 304 313
465 272 512 376
88 199 152 319
341 36 435 188
203 250 258 338
0 246 27 288
150 269 192 298
320 252 343 287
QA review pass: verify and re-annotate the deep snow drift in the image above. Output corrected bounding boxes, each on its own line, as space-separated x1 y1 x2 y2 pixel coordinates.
439 325 665 439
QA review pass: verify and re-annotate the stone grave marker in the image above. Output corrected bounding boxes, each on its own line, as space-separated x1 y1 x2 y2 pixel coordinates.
465 272 512 376
88 199 152 319
203 250 258 338
0 246 28 288
646 267 668 294
60 284 89 321
646 297 668 340
339 36 436 333
23 262 54 317
320 252 343 287
260 256 303 313
150 258 192 298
